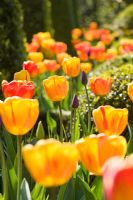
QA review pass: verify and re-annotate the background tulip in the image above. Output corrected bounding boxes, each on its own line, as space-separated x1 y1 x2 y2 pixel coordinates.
128 82 133 102
2 80 35 98
43 76 68 102
28 52 44 63
22 139 79 187
76 133 127 175
62 57 80 77
103 154 133 200
23 61 39 78
80 62 92 74
14 70 30 81
89 77 112 96
0 97 39 135
93 105 128 135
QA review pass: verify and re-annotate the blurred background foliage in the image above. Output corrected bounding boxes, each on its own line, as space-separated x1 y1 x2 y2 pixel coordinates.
0 0 133 78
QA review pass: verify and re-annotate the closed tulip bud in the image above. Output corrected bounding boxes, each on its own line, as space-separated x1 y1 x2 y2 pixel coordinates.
72 95 79 109
89 77 112 96
76 133 127 175
2 80 35 98
28 52 44 63
80 63 92 74
23 61 39 78
127 82 133 102
57 53 71 65
14 70 30 81
0 97 39 135
22 139 79 187
81 71 88 86
62 57 80 77
93 105 128 135
43 76 69 102
103 154 133 200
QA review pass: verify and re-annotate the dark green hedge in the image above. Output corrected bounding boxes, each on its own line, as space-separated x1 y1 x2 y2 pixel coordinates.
0 0 26 79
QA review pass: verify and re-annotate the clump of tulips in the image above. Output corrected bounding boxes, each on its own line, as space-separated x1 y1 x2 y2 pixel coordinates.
0 26 133 200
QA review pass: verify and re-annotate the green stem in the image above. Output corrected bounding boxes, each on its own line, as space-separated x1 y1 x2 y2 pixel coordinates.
0 137 8 200
58 102 63 142
17 136 22 200
85 85 91 133
70 78 73 137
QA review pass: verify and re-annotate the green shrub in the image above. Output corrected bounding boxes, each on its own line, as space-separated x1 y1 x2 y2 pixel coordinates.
0 0 26 79
113 4 133 30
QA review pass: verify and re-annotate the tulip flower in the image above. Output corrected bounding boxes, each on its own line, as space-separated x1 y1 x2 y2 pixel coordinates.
36 62 46 74
22 139 79 187
14 70 30 81
43 76 68 102
89 76 112 96
57 52 71 65
28 52 44 63
2 80 35 98
93 105 128 135
72 28 82 40
44 60 60 72
128 82 133 102
62 57 80 77
23 61 39 78
76 133 127 175
80 63 92 74
50 42 67 54
0 97 39 135
103 154 133 200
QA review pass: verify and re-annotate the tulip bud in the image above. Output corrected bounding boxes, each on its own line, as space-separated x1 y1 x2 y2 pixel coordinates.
81 71 88 86
71 95 79 109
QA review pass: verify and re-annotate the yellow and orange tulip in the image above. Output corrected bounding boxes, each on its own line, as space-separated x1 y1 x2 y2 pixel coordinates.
28 52 44 63
43 76 69 102
89 77 112 96
0 97 39 135
103 154 133 200
93 105 128 135
62 57 80 77
76 133 127 175
80 63 92 74
22 139 79 187
14 70 30 81
128 82 133 102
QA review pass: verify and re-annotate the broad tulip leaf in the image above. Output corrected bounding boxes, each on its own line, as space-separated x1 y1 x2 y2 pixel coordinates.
91 177 103 200
36 121 45 140
31 183 42 200
20 178 31 200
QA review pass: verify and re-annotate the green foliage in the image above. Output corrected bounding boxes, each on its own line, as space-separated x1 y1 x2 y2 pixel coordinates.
114 3 133 30
0 0 26 79
20 0 53 41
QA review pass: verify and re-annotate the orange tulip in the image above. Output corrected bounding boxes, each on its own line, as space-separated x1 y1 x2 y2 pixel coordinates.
50 42 67 54
43 76 69 101
57 53 71 65
22 139 79 187
89 77 112 96
2 80 35 98
28 52 44 63
89 22 98 30
76 133 127 175
103 154 133 200
93 105 128 135
23 61 39 78
36 62 46 74
127 82 133 102
80 63 92 74
62 57 80 77
44 60 60 72
71 28 82 40
14 70 30 81
0 97 39 135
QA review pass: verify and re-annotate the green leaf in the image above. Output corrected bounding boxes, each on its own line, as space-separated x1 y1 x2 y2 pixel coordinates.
36 121 45 140
31 183 42 200
57 184 67 200
72 111 80 142
0 194 4 200
91 177 103 200
20 178 31 200
77 176 96 200
46 112 57 135
36 187 46 200
64 178 76 200
127 123 133 154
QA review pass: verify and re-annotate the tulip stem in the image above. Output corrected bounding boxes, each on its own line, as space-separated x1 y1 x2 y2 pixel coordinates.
70 78 73 137
58 102 63 142
0 137 8 200
85 85 91 133
17 136 22 200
